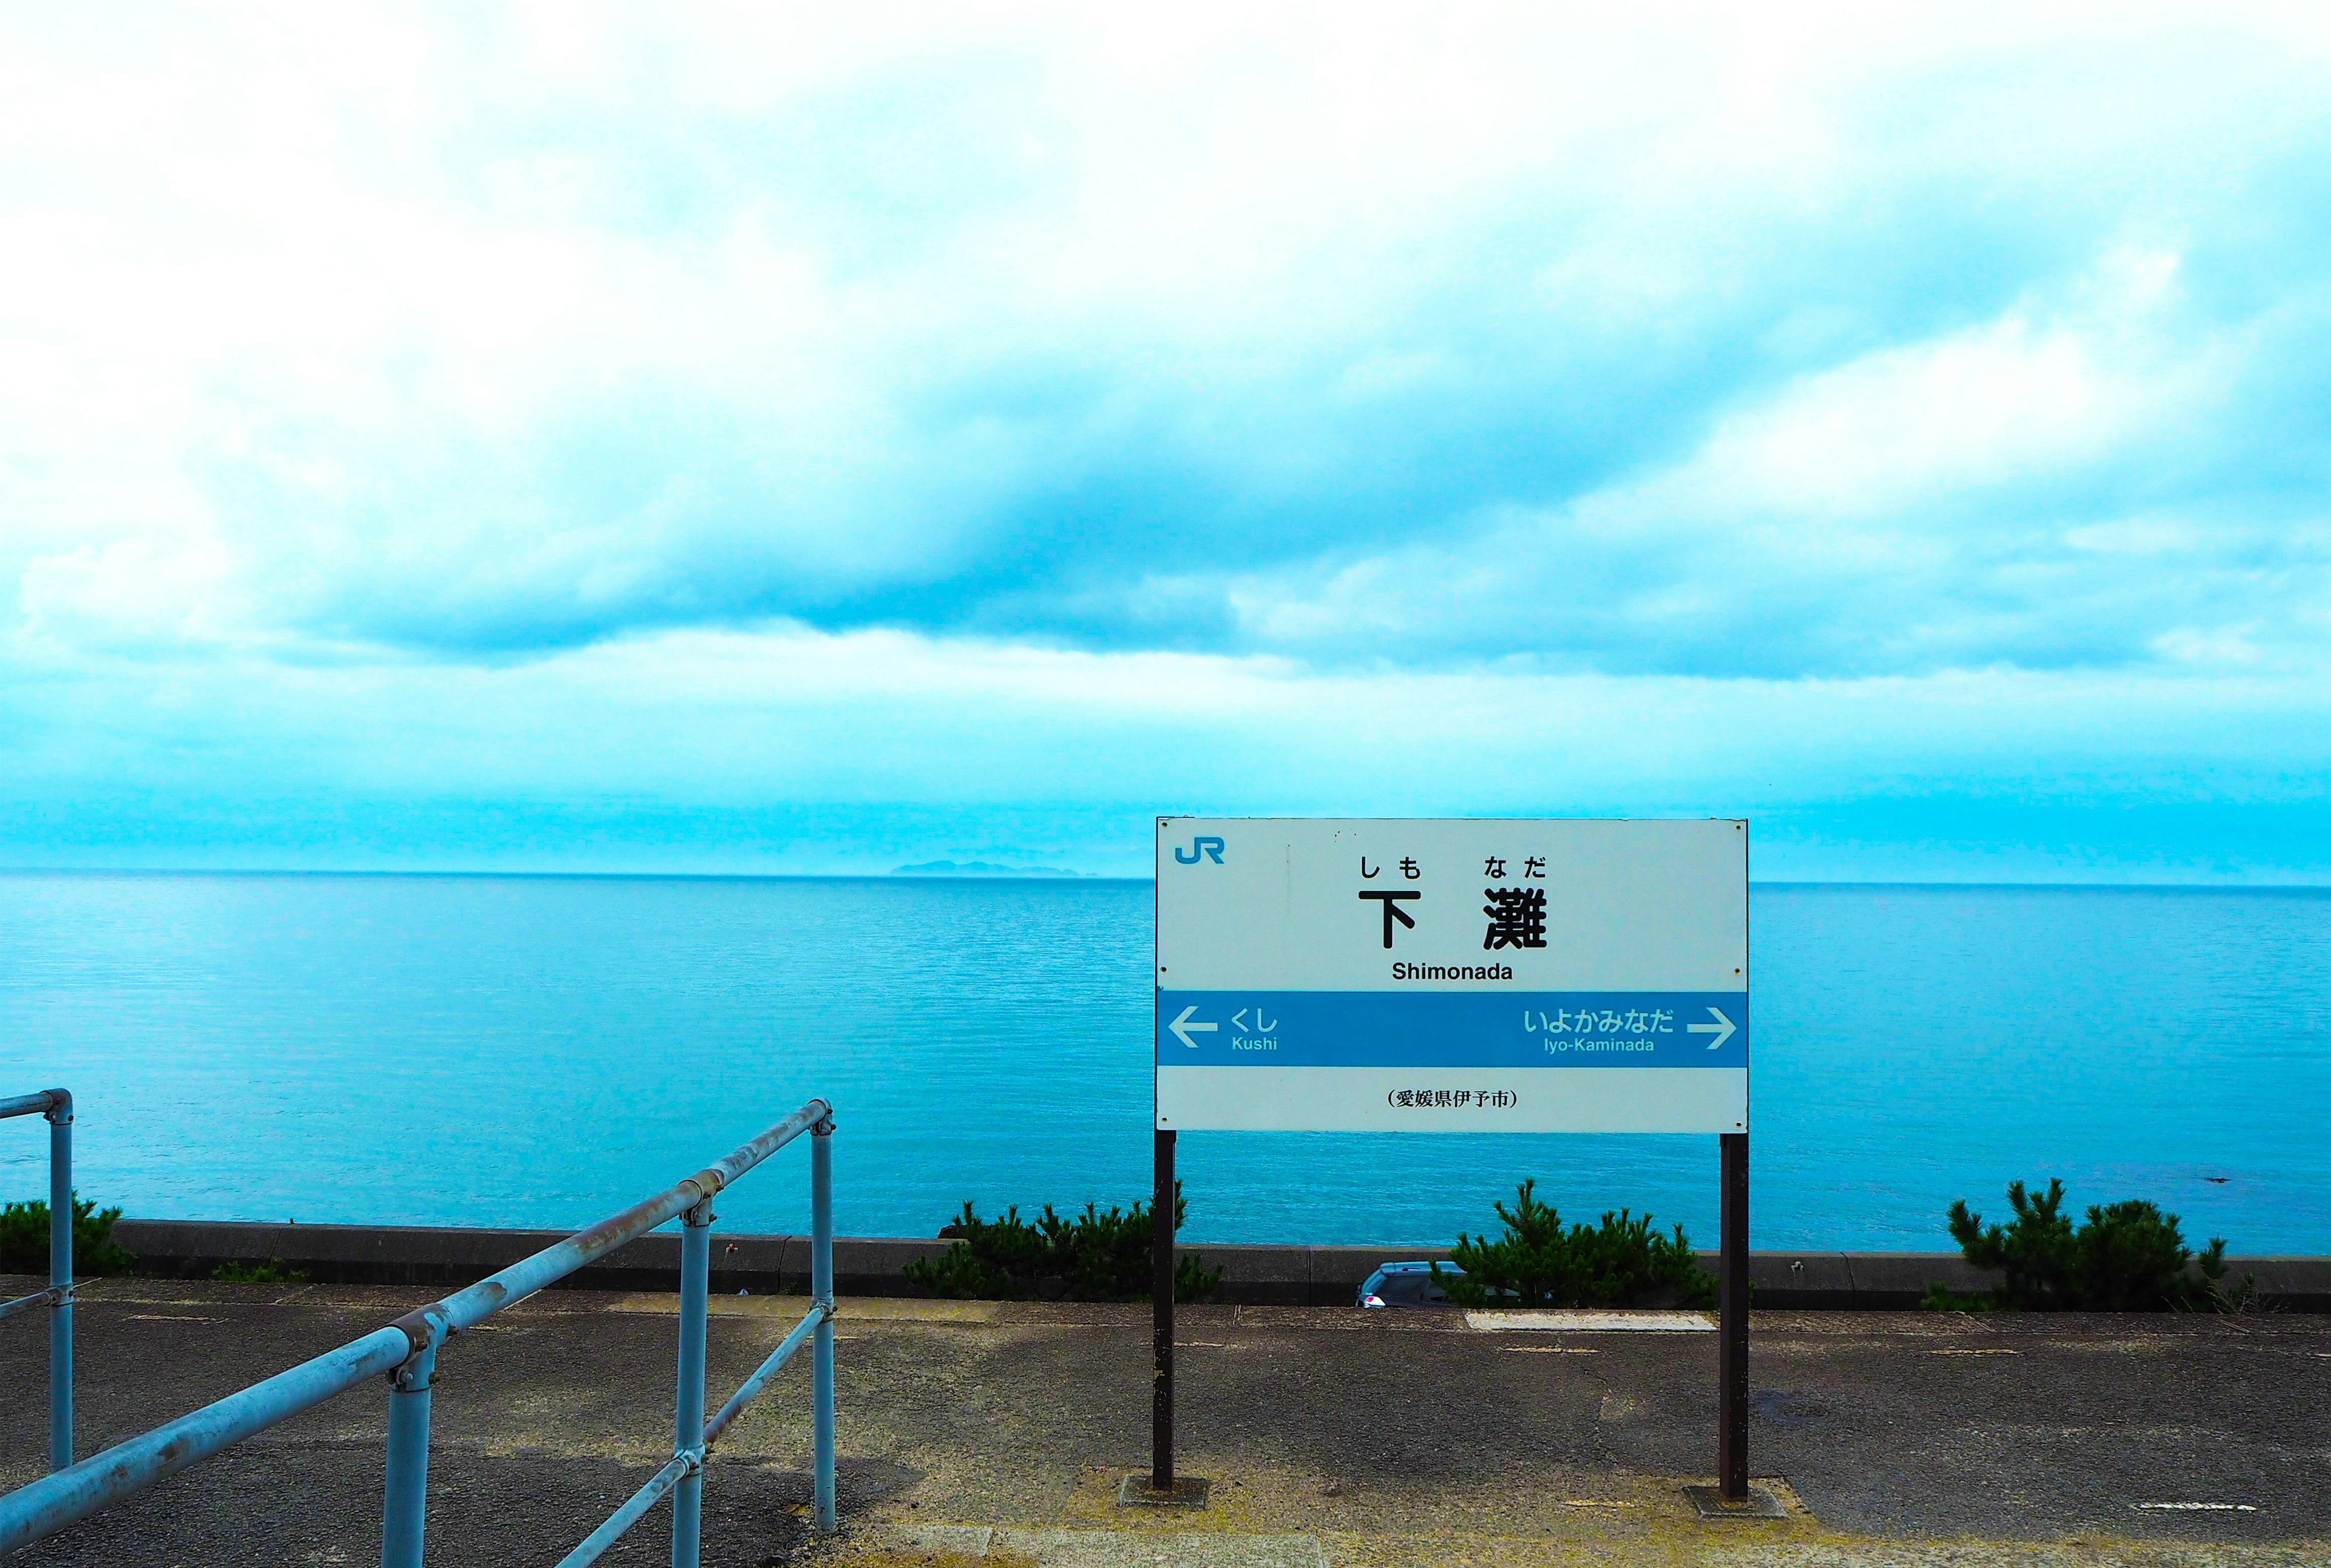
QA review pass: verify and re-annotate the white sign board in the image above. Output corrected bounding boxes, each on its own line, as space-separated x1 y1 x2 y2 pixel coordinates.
1155 818 1746 1134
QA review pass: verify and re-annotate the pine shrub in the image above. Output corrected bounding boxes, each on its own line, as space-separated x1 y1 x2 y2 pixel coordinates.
1924 1177 2251 1311
1434 1179 1715 1308
0 1193 136 1277
904 1181 1221 1303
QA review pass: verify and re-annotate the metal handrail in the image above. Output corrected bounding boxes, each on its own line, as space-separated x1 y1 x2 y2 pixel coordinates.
0 1098 839 1566
0 1087 73 1473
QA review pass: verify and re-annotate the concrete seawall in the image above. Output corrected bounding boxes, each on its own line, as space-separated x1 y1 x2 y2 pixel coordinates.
106 1218 2331 1309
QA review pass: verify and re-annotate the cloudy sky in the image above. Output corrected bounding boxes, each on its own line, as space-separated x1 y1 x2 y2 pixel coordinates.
5 4 2329 878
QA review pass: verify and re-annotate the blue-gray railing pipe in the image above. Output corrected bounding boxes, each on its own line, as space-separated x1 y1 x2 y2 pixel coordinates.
1 1088 73 1471
671 1201 713 1568
811 1116 835 1534
700 1302 827 1447
49 1094 72 1471
0 1099 833 1558
0 1286 64 1322
380 1319 443 1568
555 1127 836 1566
558 1295 827 1568
555 1451 693 1568
382 1099 832 1360
0 1325 416 1555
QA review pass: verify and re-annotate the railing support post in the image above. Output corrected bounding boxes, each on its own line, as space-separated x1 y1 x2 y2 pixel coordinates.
381 1326 441 1568
47 1095 73 1471
810 1115 836 1535
672 1201 713 1568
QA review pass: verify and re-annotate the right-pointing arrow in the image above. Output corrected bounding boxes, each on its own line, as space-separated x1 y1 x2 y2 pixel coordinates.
1686 1006 1737 1051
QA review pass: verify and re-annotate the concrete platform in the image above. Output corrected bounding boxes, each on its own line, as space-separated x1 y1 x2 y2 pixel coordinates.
3 1275 2328 1565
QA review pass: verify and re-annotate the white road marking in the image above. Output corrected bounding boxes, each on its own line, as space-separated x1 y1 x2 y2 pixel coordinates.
1468 1309 1714 1332
125 1313 225 1322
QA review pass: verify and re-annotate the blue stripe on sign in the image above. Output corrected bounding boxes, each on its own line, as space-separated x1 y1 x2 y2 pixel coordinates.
1154 991 1747 1068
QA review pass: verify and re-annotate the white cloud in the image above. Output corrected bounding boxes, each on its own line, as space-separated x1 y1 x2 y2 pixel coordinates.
8 617 2326 809
1703 290 2178 518
5 3 2329 667
1218 242 2316 676
2 5 2330 874
18 535 242 652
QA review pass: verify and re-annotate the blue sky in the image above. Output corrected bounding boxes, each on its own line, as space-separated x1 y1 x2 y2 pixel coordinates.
4 4 2329 879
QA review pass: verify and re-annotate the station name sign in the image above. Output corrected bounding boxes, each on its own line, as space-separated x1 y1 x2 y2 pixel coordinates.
1154 818 1747 1134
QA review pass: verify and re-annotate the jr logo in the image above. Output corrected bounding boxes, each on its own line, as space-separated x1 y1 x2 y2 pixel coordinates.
1173 835 1226 865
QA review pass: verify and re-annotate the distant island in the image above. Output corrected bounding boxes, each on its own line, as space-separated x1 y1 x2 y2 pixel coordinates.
891 860 1093 878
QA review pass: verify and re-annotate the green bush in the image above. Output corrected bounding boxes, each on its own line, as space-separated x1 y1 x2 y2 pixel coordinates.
904 1183 1221 1303
212 1259 310 1285
1434 1179 1715 1308
1924 1177 2251 1311
0 1193 135 1277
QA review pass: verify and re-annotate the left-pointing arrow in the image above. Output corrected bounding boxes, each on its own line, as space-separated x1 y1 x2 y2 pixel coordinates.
1169 1005 1218 1049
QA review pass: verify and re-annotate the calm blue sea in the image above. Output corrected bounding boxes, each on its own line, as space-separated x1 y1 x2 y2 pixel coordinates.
2 873 2326 1253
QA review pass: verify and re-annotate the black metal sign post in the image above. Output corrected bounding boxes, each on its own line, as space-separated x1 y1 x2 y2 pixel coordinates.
1151 1128 1175 1492
1153 1127 1746 1501
1719 1130 1749 1500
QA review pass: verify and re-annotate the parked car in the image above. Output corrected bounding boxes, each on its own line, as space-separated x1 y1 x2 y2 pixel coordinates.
1357 1260 1465 1308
